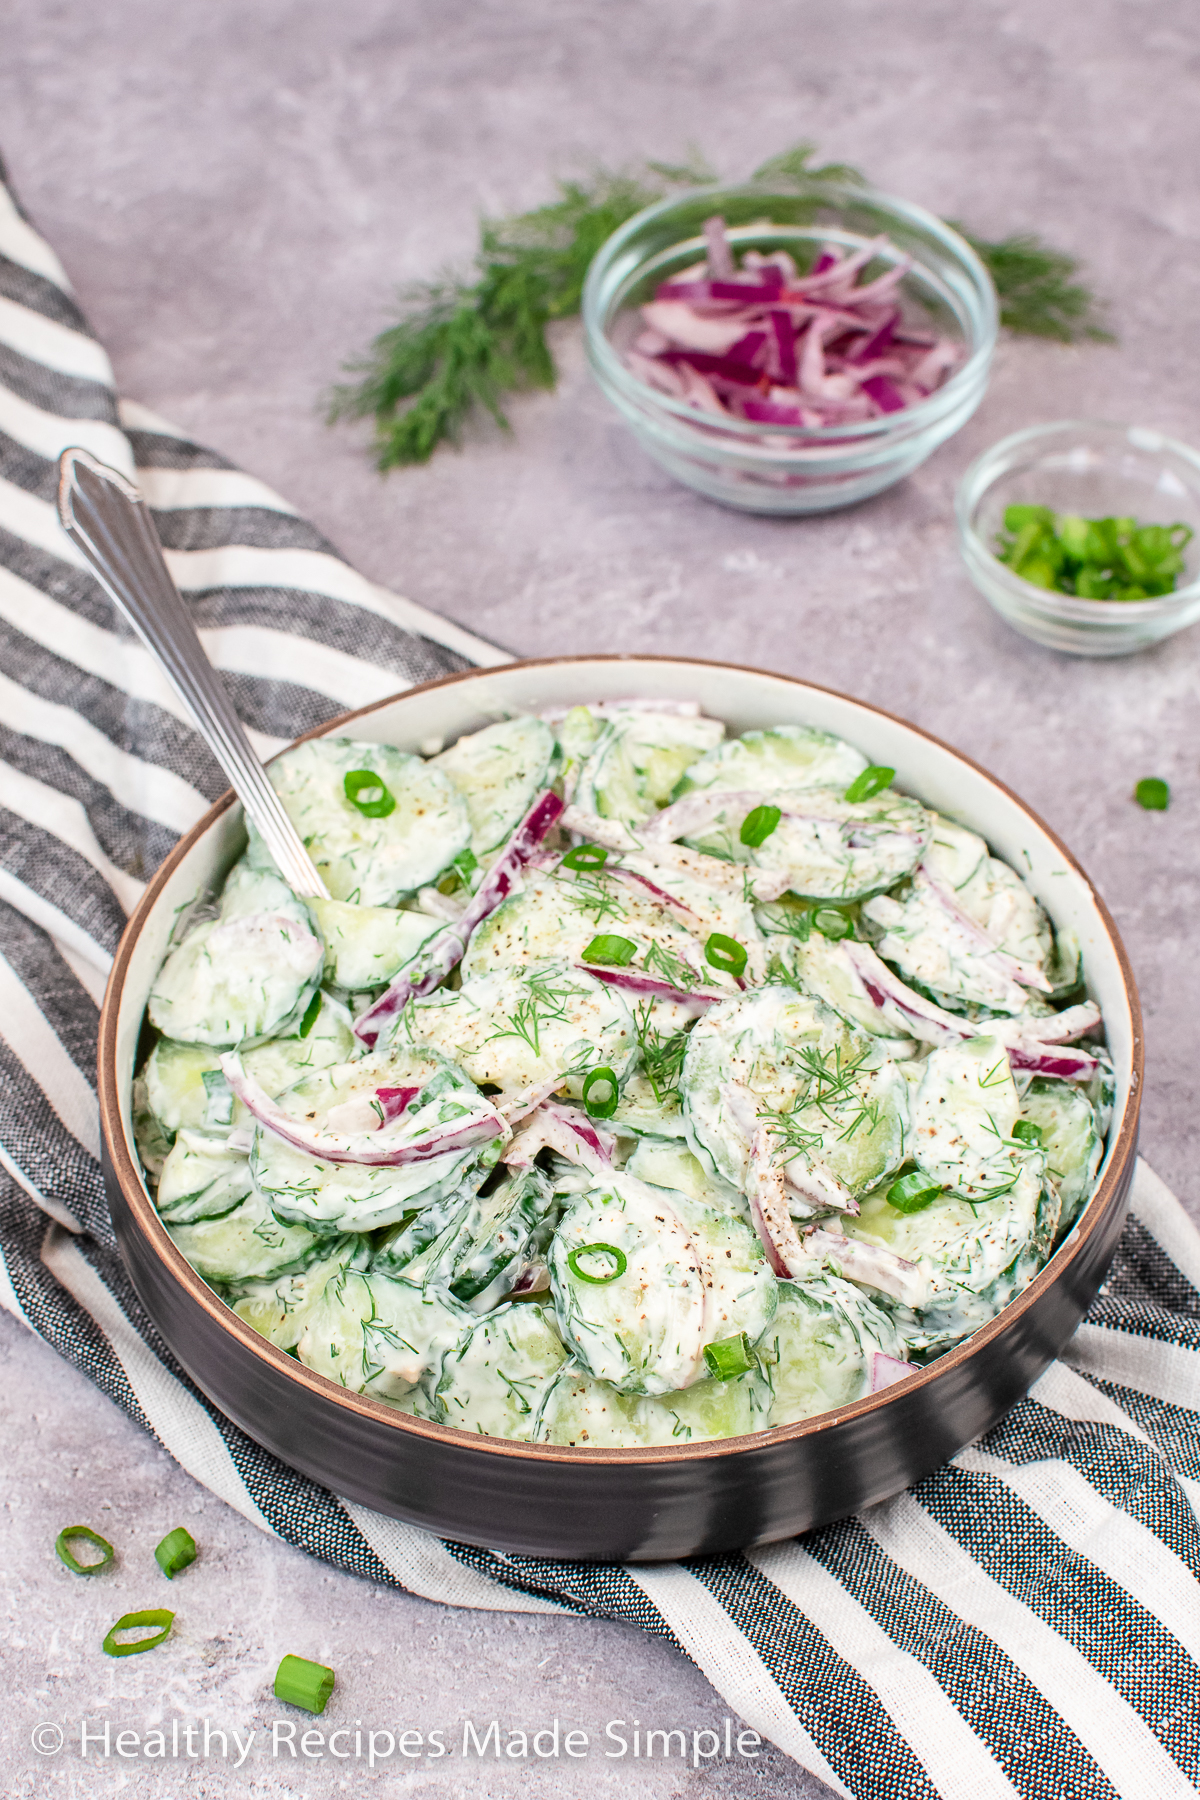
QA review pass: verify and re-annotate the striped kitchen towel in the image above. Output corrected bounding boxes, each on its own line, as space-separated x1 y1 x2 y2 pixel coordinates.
2 152 1199 1800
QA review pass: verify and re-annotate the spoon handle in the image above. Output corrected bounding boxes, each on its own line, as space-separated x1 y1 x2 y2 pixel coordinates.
57 448 329 900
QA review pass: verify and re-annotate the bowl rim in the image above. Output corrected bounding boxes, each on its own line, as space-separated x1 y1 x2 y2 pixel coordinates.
956 417 1200 620
581 177 999 445
98 653 1142 1467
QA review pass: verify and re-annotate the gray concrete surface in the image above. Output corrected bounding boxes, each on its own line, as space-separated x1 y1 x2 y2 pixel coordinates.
2 1 1199 1794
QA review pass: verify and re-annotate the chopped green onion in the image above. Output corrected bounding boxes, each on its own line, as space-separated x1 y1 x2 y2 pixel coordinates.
1135 777 1169 811
994 507 1193 600
739 804 782 848
813 908 853 941
581 933 637 967
582 1065 619 1119
274 1653 336 1714
297 990 322 1038
887 1170 943 1214
566 1242 628 1284
154 1527 198 1580
703 1332 755 1381
562 843 608 871
705 932 747 979
454 847 479 884
102 1609 174 1658
55 1525 115 1576
844 765 895 804
1012 1119 1044 1147
343 768 396 818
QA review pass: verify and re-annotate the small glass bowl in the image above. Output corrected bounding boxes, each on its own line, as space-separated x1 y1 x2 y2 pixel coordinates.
956 421 1200 656
581 179 998 515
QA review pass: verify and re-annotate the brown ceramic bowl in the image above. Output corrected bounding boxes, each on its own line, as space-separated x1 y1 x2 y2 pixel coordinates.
98 656 1141 1562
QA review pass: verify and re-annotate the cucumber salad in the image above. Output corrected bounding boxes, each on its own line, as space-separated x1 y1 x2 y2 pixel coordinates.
133 702 1111 1448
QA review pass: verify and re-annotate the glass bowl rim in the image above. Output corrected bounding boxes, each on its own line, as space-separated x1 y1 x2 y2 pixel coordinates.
581 177 999 445
955 417 1200 619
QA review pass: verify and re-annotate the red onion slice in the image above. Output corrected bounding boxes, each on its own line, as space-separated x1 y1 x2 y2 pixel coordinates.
221 1053 507 1167
575 963 724 1013
355 789 564 1048
870 1351 916 1392
915 868 1052 993
501 1099 615 1173
805 1227 925 1308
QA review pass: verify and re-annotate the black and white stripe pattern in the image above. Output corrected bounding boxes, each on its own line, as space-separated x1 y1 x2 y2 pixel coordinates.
2 154 1199 1799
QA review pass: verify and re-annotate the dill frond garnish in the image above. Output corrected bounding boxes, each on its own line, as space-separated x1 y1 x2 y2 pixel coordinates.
632 999 690 1107
951 228 1113 343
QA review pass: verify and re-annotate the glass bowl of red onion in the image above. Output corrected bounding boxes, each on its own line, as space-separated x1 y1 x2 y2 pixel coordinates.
582 181 997 514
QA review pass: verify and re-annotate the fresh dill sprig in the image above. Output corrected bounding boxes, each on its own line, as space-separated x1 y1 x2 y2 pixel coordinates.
642 939 699 991
488 968 580 1058
331 142 1112 468
952 227 1113 343
632 999 690 1107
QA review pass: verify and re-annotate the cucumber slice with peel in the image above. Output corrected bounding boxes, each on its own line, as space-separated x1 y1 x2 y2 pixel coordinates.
310 897 441 991
674 725 866 800
156 1130 254 1224
167 1179 324 1282
576 712 724 823
760 1272 905 1426
148 862 323 1049
433 716 555 856
549 1171 776 1397
432 1303 567 1439
297 1265 472 1401
533 1359 772 1446
257 737 471 905
222 1237 370 1350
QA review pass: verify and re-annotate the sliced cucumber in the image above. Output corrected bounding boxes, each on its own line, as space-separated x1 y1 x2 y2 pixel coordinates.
143 1040 223 1138
533 1359 772 1446
237 991 356 1096
156 1130 254 1224
924 816 1054 977
768 933 915 1051
681 986 909 1201
674 725 866 799
431 1303 566 1439
759 1272 904 1426
550 1171 776 1397
433 716 555 856
167 1181 324 1283
148 862 323 1049
310 897 441 992
864 883 1029 1015
1020 1076 1101 1233
625 1138 745 1211
843 1038 1052 1350
403 960 637 1094
257 737 471 905
680 788 930 901
297 1266 472 1401
223 1237 370 1350
446 1168 559 1308
576 712 724 823
252 1048 498 1234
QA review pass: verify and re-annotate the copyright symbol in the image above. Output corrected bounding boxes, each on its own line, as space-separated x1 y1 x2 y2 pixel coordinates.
31 1722 64 1756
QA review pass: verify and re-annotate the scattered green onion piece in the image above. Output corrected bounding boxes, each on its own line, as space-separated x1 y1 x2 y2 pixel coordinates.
274 1653 336 1714
562 843 608 872
739 804 782 848
566 1242 627 1285
1012 1119 1044 1147
703 1332 755 1381
1135 777 1169 811
454 847 479 883
343 768 396 818
887 1170 944 1214
103 1609 174 1657
55 1525 115 1576
705 932 747 979
844 765 895 804
297 990 322 1038
154 1527 198 1580
813 908 853 941
582 1066 619 1119
581 933 637 967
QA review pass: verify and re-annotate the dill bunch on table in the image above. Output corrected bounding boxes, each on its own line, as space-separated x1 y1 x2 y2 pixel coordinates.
329 144 1111 469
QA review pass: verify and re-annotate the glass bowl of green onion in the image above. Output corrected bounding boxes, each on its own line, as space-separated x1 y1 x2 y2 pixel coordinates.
956 420 1200 656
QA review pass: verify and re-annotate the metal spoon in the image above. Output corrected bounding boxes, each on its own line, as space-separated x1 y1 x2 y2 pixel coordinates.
57 447 329 900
